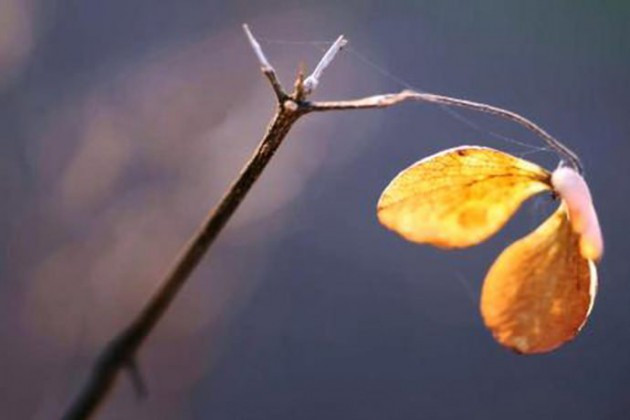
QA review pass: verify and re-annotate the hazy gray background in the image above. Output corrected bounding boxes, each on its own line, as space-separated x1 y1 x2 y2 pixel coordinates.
1 1 629 419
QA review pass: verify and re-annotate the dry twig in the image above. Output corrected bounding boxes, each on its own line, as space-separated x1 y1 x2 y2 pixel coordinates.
62 24 347 420
63 24 574 419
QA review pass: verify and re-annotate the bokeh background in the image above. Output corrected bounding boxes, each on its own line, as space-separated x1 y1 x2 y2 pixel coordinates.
2 1 630 419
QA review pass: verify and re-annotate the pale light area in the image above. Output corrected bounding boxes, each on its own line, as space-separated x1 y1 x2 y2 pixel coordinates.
0 0 36 87
59 104 133 214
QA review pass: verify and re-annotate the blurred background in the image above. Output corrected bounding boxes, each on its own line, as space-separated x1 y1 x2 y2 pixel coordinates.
1 1 629 419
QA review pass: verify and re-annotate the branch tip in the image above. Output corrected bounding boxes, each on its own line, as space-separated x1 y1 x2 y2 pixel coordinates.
303 34 348 94
242 24 286 102
242 24 273 72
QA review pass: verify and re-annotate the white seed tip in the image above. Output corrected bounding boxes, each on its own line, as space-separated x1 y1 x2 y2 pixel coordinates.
551 166 603 261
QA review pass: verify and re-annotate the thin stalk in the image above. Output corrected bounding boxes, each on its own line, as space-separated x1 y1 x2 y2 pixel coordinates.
308 89 583 172
62 107 303 420
61 24 346 420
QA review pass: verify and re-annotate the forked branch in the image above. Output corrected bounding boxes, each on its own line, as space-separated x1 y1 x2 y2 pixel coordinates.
62 25 347 420
63 24 579 420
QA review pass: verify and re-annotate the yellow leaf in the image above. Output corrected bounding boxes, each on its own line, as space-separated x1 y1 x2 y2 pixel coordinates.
480 206 597 354
377 146 552 248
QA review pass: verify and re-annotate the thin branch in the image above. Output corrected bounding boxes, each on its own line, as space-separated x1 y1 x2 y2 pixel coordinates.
307 89 583 172
303 35 347 94
242 24 273 72
243 24 286 102
307 90 414 110
63 109 304 420
62 24 342 420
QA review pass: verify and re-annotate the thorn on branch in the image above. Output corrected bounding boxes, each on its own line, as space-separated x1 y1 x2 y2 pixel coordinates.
126 358 148 400
294 63 307 101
